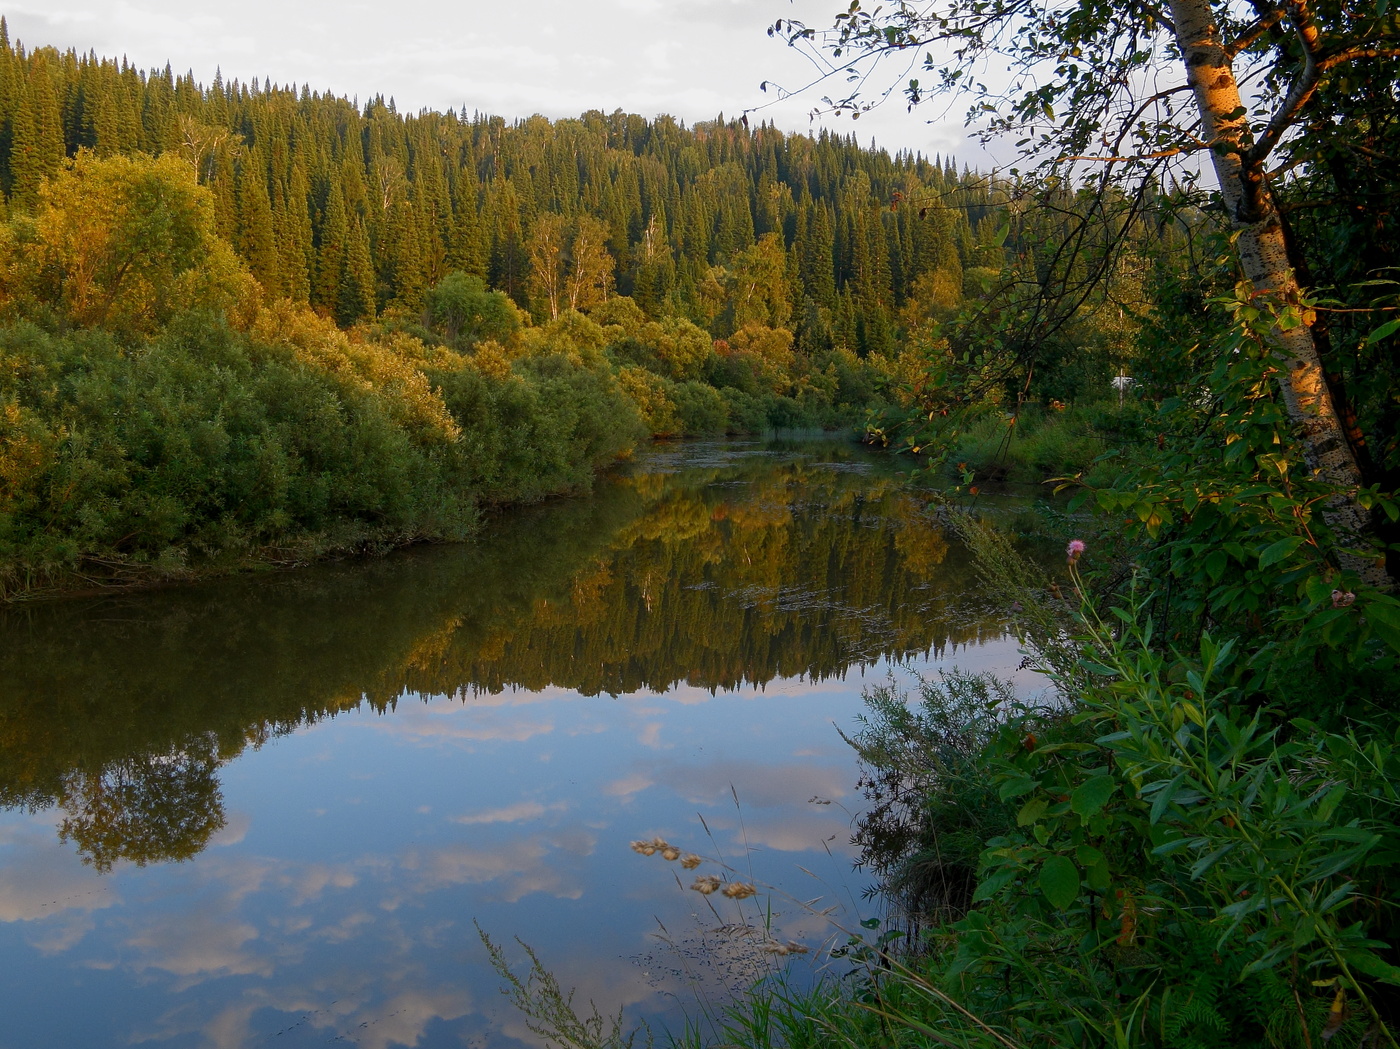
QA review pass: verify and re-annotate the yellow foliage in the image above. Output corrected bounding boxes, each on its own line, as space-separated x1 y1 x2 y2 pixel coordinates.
252 300 460 446
617 366 680 437
869 342 938 405
0 400 56 511
722 323 795 393
1 150 262 335
638 316 712 381
521 309 608 366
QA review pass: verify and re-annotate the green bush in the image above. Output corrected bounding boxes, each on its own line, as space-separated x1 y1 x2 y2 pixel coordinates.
672 380 729 435
0 311 644 596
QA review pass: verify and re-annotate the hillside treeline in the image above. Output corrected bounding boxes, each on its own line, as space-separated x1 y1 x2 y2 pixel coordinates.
0 19 997 350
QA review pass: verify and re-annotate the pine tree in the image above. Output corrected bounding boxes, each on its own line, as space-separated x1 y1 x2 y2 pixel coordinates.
312 184 348 315
337 214 376 325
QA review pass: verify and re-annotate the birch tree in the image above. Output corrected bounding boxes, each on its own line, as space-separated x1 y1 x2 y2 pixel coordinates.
773 0 1399 582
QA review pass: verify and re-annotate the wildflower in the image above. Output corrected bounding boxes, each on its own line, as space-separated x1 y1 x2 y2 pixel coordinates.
1332 589 1356 608
691 875 722 895
721 882 758 900
660 846 681 862
630 840 657 856
680 854 703 870
1010 600 1023 613
1066 539 1086 564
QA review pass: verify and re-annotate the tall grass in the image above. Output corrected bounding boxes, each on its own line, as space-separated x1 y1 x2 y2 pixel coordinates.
946 400 1153 486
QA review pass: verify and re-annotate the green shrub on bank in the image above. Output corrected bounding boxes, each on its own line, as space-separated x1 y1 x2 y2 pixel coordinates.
0 310 643 597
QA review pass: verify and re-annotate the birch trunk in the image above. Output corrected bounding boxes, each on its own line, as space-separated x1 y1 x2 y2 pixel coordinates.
1167 0 1387 586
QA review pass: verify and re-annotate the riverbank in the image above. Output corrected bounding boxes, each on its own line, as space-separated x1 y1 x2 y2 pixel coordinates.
652 490 1400 1049
942 399 1153 487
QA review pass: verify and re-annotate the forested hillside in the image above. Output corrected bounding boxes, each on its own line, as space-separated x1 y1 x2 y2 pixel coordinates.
0 19 1000 350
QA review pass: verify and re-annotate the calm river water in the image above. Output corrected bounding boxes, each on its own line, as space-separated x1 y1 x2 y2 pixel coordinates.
0 436 1035 1049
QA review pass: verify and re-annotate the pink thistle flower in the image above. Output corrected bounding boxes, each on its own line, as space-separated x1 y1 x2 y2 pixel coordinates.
1066 539 1086 564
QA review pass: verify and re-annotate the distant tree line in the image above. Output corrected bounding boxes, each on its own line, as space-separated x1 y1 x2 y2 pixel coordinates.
0 18 1006 354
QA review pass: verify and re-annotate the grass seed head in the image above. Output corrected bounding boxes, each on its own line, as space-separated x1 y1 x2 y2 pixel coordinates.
691 875 722 895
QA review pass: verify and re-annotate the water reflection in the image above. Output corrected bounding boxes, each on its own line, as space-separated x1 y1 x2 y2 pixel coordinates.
0 437 1017 1047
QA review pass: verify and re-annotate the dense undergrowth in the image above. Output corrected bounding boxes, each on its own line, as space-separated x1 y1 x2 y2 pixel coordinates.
928 398 1155 488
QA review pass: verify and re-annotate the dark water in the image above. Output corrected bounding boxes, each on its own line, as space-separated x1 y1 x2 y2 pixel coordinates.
0 436 1030 1048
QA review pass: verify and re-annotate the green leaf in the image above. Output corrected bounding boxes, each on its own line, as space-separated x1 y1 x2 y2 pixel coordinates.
1365 317 1400 345
1364 598 1400 654
1344 949 1400 986
1085 857 1111 892
998 776 1039 801
971 867 1018 902
1017 797 1050 826
1149 772 1186 824
1038 856 1080 910
1075 844 1105 867
1071 776 1117 818
1079 659 1118 676
1190 843 1235 878
1258 536 1303 568
1316 783 1346 822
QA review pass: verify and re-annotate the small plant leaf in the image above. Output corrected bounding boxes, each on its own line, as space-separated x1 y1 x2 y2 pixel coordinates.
1039 855 1080 910
1017 797 1050 826
1344 948 1400 986
1071 776 1116 817
1149 773 1186 824
972 867 1018 902
1258 536 1303 568
1365 317 1400 345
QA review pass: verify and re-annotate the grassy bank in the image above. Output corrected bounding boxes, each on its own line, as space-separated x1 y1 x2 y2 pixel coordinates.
944 399 1153 487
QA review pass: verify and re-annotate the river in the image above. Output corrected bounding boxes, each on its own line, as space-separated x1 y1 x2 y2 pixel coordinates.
0 436 1035 1048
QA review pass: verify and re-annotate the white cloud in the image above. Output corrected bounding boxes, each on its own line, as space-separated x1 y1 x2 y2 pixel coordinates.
453 800 568 825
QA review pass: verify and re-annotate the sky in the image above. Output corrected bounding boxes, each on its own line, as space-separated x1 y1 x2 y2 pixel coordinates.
1 0 1000 166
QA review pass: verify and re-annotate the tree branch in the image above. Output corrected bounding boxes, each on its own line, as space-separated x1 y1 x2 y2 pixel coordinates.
1225 6 1285 57
1244 0 1324 166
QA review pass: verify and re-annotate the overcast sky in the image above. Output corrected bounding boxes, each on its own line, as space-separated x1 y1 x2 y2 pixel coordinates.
2 0 1000 165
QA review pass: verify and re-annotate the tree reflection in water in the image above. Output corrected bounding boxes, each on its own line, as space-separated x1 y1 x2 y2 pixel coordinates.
0 439 1004 872
58 736 226 872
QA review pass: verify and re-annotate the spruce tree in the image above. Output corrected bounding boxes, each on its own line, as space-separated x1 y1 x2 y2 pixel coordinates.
337 214 376 325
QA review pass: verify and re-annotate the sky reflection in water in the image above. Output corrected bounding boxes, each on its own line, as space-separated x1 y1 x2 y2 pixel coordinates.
0 437 1038 1048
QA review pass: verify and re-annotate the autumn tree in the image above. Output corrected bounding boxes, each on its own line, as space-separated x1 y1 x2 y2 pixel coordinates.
567 215 615 313
527 212 567 320
0 150 258 335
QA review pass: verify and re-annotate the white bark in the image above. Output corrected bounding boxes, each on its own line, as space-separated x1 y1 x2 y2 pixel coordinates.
1167 0 1388 586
